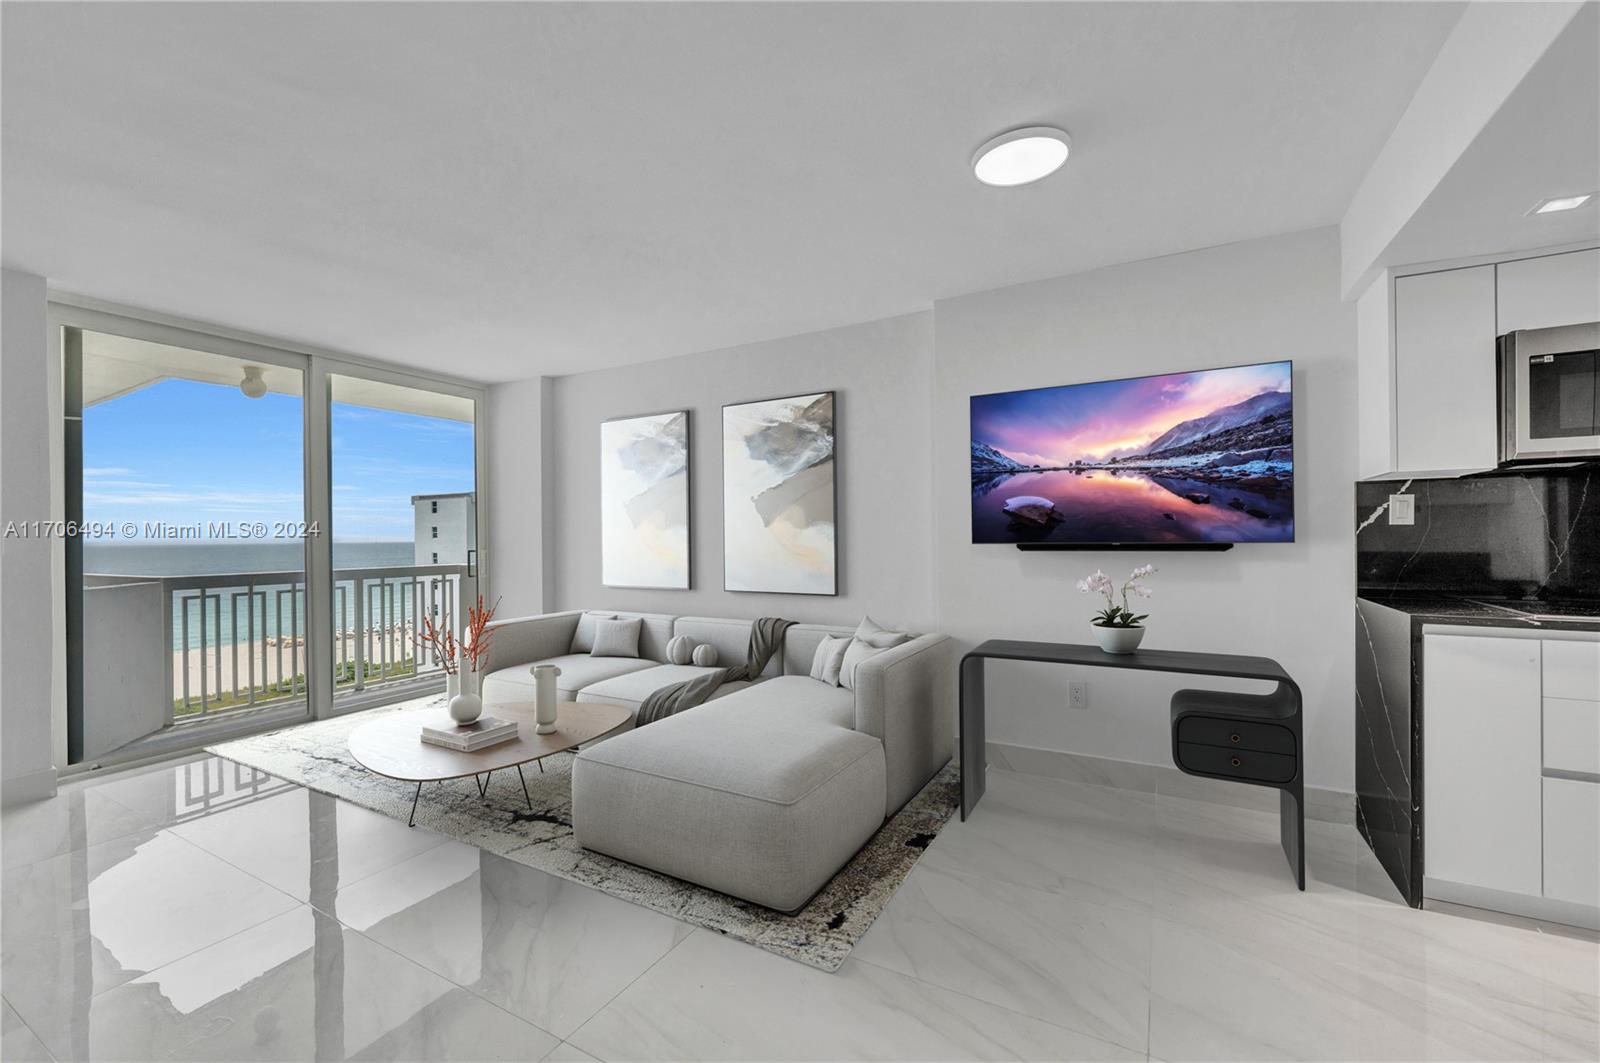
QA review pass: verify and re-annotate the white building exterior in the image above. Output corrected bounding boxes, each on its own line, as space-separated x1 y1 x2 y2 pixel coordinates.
412 492 476 567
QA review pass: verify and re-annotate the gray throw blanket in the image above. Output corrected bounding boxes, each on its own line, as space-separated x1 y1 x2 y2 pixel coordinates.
635 617 795 727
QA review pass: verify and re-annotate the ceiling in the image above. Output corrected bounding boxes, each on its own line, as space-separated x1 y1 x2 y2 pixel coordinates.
1379 3 1600 269
3 2 1465 383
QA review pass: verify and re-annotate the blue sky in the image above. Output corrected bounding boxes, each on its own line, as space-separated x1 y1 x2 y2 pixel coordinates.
84 379 474 540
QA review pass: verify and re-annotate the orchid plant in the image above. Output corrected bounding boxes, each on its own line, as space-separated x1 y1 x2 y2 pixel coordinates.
1076 564 1157 628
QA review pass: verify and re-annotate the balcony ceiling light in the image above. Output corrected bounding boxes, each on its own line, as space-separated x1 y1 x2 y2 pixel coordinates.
972 126 1071 187
239 365 267 399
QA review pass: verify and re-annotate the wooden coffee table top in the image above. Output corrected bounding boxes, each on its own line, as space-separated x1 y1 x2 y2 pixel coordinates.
349 699 629 783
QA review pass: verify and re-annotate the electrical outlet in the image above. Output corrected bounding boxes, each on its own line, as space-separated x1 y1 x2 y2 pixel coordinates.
1068 681 1088 709
1388 493 1415 526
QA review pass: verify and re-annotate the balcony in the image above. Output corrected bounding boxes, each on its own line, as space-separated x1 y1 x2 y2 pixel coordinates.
81 564 469 760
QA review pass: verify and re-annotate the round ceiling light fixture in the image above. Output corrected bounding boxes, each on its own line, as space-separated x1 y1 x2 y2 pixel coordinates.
972 126 1072 187
239 365 268 399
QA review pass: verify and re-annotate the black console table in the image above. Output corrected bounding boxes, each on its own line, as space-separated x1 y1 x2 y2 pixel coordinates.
959 640 1305 889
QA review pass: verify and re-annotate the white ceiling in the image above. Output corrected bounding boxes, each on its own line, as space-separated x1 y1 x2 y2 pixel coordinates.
1380 3 1600 269
3 2 1464 383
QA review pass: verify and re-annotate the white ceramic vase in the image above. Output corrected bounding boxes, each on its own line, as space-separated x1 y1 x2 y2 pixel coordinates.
533 663 562 734
448 667 483 724
1092 623 1146 654
445 671 460 702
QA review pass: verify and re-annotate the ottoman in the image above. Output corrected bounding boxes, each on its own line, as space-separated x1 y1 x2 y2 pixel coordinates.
570 700 887 912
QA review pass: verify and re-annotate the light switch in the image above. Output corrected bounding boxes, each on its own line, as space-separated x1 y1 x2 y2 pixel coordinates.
1388 494 1415 526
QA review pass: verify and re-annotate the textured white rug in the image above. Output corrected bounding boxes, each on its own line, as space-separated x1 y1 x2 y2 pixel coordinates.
207 695 959 971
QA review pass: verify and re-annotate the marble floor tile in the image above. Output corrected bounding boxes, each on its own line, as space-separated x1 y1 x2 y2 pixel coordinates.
541 1042 602 1063
169 787 450 903
29 905 560 1062
89 755 292 830
852 858 1150 1052
0 829 300 1039
2 999 53 1063
335 842 692 1038
1 784 156 871
569 929 1140 1062
928 769 1157 910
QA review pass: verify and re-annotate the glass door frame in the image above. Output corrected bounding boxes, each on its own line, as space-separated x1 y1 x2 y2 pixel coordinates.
49 297 490 774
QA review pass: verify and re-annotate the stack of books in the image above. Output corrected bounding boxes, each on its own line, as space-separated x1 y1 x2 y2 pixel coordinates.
420 716 519 752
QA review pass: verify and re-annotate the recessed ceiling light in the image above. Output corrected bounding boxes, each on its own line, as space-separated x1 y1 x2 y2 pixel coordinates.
972 126 1071 187
1530 193 1595 215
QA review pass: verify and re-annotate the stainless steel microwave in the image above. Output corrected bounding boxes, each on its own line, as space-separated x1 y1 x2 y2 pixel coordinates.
1499 322 1600 464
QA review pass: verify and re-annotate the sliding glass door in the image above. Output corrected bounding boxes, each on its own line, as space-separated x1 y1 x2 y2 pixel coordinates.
327 373 478 708
57 307 486 769
64 324 310 763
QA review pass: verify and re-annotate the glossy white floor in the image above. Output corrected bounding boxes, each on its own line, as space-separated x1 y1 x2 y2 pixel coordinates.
2 755 1596 1063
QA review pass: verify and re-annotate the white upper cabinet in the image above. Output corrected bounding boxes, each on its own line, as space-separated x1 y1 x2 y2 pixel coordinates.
1497 249 1600 333
1360 247 1600 480
1392 265 1499 476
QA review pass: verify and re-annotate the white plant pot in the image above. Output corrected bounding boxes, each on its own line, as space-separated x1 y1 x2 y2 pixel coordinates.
533 664 562 734
1092 623 1146 654
448 668 482 724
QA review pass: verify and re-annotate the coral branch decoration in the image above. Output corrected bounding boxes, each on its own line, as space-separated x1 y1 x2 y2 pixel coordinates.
420 614 459 675
1077 564 1157 628
459 595 501 673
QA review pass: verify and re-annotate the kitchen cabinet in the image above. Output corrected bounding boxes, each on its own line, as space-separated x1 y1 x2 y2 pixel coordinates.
1358 246 1600 480
1497 248 1600 333
1423 632 1542 897
1543 778 1599 908
1392 265 1500 476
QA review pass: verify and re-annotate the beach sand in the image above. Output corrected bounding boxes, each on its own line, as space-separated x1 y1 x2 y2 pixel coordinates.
172 625 423 705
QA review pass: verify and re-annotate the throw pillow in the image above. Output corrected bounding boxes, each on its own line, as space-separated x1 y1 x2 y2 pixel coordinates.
839 626 913 690
808 634 852 687
571 611 617 654
666 634 696 666
691 643 720 667
590 616 642 659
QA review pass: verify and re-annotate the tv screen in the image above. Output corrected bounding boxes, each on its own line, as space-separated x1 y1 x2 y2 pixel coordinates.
970 360 1294 545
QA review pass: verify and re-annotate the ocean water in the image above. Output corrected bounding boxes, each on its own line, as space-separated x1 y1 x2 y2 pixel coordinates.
83 541 459 650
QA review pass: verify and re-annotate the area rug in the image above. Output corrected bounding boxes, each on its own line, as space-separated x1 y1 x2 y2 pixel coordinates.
207 696 960 972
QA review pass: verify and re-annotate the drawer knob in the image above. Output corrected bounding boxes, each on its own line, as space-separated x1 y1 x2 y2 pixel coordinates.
1230 734 1241 743
1230 757 1241 767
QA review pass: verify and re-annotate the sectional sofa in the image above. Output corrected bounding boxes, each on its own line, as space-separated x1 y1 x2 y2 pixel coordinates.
480 609 952 911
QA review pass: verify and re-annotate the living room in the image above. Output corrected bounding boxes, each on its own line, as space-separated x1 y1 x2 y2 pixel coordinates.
2 3 1598 1062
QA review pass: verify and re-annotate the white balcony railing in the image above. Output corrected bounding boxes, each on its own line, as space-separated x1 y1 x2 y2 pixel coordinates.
82 564 468 738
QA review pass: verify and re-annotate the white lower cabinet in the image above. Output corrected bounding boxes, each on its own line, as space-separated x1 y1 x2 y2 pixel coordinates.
1543 778 1600 907
1423 633 1543 897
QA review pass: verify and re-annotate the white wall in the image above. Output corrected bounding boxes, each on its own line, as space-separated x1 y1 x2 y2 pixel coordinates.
2 268 57 803
932 228 1357 791
487 376 553 619
546 312 936 629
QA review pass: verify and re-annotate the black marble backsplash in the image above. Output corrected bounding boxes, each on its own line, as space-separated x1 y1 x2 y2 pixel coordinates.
1356 466 1597 600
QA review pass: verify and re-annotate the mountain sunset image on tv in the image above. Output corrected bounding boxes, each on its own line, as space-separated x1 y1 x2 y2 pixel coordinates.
970 361 1294 544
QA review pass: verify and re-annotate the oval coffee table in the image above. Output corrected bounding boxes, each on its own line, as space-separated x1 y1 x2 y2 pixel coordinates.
349 699 629 826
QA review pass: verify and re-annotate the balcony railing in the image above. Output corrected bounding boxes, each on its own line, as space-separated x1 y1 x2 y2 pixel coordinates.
82 564 469 734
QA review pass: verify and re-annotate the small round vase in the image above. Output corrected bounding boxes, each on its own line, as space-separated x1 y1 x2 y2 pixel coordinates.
448 691 483 724
1092 623 1145 654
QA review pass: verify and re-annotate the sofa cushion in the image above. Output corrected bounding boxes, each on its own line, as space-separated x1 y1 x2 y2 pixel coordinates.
570 611 618 654
782 623 854 677
590 616 642 658
808 634 851 687
709 674 856 729
571 706 886 910
480 653 655 705
576 663 754 713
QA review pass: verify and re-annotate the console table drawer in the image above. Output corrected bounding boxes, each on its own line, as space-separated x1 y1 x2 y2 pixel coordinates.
1177 742 1297 784
1175 716 1295 755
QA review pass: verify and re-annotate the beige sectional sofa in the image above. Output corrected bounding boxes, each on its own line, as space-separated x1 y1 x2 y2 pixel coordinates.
481 609 952 911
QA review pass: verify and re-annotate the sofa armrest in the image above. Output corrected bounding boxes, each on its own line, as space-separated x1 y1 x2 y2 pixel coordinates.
482 611 582 674
852 633 953 817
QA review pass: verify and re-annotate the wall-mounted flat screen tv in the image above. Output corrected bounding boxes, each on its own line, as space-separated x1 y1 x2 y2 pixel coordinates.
971 360 1294 545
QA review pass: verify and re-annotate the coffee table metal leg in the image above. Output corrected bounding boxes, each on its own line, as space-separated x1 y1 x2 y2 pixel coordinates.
476 772 492 800
408 782 422 827
516 763 532 809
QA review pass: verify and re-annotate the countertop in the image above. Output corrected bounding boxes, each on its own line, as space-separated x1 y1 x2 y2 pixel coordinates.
1357 594 1600 633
